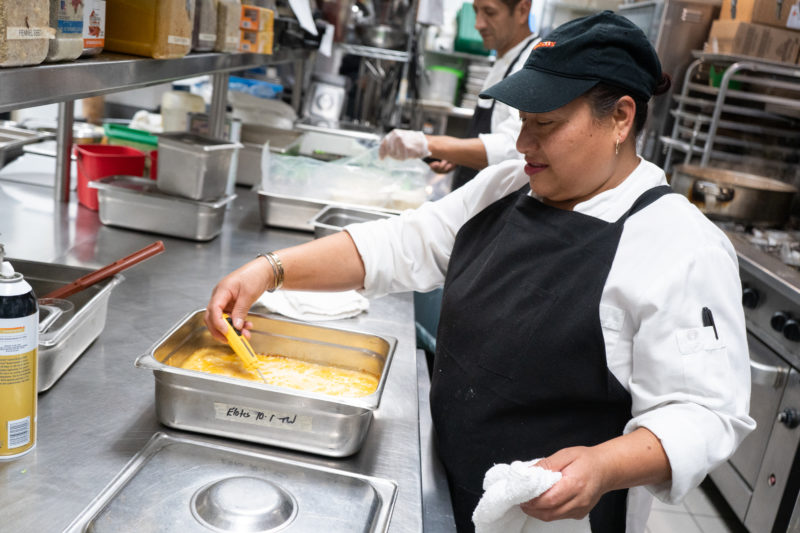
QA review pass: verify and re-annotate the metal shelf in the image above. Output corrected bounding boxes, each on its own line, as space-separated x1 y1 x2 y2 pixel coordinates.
0 51 291 113
423 48 494 63
337 43 410 63
663 55 800 175
0 48 307 202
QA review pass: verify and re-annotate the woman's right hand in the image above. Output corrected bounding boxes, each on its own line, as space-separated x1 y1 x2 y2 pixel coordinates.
204 258 272 343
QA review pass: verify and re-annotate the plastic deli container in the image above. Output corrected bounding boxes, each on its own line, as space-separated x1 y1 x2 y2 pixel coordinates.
161 87 206 132
105 0 195 59
192 0 218 52
81 0 106 57
419 65 464 105
75 144 146 210
47 0 84 62
0 0 51 67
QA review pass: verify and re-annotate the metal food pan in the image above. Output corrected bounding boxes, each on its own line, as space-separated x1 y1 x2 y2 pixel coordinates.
310 205 394 238
10 258 122 392
257 189 400 232
0 123 52 167
135 309 397 457
91 176 235 242
156 132 242 201
64 432 397 533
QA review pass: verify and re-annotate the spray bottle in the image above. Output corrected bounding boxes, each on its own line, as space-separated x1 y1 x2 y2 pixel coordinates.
0 244 38 460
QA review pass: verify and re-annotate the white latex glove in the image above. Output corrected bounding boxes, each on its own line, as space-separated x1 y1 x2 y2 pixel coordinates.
379 129 431 160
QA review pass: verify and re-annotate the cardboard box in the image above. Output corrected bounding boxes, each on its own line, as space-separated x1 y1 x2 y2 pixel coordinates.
239 29 273 54
240 5 273 32
706 20 800 63
719 0 800 30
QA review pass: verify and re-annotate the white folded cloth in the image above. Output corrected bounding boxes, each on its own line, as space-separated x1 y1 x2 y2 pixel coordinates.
473 460 592 533
255 290 369 322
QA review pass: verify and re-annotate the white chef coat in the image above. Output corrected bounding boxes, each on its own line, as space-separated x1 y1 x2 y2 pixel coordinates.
346 158 756 532
477 36 538 166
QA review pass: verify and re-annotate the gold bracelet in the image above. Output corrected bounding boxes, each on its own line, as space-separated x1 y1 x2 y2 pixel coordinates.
257 252 284 292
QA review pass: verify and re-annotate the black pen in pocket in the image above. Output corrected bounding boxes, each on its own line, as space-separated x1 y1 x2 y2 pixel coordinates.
702 307 719 340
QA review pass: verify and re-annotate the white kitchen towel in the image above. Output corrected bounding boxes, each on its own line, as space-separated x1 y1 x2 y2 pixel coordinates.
256 290 369 322
473 460 592 533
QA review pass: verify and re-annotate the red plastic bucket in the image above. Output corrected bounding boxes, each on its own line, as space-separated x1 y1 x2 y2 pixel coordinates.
76 144 146 210
149 150 158 180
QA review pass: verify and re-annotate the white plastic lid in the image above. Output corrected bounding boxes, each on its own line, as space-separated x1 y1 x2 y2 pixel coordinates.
0 260 14 279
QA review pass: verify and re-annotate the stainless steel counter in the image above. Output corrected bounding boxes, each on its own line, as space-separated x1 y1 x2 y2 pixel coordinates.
0 179 422 532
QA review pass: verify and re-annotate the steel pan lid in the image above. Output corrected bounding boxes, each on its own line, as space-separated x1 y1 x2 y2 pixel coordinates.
192 476 297 532
63 432 398 533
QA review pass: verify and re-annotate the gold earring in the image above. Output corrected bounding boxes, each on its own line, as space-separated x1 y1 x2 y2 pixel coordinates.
615 139 620 155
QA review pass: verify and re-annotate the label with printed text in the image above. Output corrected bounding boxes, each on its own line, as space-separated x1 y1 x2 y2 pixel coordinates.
7 27 56 40
168 35 191 47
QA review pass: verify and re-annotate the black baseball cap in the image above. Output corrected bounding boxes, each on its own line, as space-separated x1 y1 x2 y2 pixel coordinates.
480 11 663 113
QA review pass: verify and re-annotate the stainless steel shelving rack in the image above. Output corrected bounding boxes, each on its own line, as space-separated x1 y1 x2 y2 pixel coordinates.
0 49 304 202
661 52 800 181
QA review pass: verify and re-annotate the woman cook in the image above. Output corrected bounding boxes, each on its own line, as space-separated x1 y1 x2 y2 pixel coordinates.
205 11 755 533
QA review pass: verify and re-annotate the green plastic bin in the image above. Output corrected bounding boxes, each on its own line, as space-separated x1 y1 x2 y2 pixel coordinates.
454 3 491 56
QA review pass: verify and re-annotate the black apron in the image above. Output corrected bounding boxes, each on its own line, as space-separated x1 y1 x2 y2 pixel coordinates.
430 184 673 532
451 37 535 191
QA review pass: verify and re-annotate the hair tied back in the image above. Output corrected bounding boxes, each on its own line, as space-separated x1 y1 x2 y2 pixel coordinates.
654 73 672 96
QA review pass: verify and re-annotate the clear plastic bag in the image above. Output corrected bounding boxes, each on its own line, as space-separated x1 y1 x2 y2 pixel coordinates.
266 147 432 211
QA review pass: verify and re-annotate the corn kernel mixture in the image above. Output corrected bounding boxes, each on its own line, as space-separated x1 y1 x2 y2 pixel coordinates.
180 347 378 397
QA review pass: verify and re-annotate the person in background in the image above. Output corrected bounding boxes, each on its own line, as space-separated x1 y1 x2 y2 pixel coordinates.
380 0 538 190
205 12 754 533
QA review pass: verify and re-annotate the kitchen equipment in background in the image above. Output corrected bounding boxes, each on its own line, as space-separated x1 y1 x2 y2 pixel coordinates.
90 176 236 241
135 309 397 457
42 241 164 300
161 86 206 133
155 132 241 201
103 123 158 153
419 65 463 106
235 124 303 186
660 53 800 185
229 89 297 131
310 205 394 238
73 123 104 144
258 147 425 232
671 164 798 227
356 24 407 49
302 74 348 128
0 123 53 168
8 258 122 392
461 62 492 110
148 150 157 180
709 228 800 532
293 127 378 160
321 0 353 42
258 191 401 232
63 432 398 533
75 144 146 211
618 0 719 166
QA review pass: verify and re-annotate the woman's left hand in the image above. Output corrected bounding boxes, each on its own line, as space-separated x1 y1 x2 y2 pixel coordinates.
519 427 671 522
519 446 611 521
